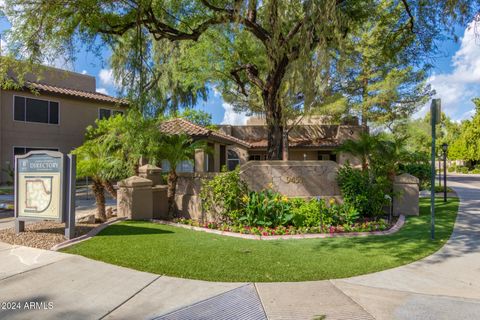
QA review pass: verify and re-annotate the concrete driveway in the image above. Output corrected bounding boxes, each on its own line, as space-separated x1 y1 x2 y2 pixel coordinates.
0 174 479 320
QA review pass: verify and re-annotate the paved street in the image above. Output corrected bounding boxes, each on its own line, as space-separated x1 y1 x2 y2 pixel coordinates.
0 174 479 319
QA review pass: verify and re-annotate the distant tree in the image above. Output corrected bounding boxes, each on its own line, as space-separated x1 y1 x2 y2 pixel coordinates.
393 111 461 157
176 109 214 128
449 98 480 164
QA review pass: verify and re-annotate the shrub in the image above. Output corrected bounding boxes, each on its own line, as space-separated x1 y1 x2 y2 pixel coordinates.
328 202 360 225
457 166 469 174
398 162 431 189
200 167 248 222
470 168 480 174
336 165 387 217
240 190 293 227
290 198 331 227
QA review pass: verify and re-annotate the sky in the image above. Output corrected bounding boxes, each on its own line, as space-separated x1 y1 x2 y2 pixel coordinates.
0 6 479 125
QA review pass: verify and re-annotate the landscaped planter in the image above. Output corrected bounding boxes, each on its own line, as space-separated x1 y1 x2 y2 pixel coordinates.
153 216 405 240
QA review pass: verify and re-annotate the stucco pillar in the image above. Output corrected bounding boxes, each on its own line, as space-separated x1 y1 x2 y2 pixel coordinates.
213 143 221 172
138 164 163 185
117 176 153 220
195 149 206 173
393 173 420 216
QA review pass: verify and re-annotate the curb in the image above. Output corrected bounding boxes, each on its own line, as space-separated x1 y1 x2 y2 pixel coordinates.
51 217 127 251
152 215 405 240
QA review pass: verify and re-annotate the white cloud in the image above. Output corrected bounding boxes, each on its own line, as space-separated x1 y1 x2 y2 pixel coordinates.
99 68 118 86
220 102 249 125
99 68 113 85
81 70 87 75
418 21 480 121
96 88 109 95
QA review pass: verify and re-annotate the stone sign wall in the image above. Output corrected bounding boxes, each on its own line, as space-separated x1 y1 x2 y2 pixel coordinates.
239 160 341 198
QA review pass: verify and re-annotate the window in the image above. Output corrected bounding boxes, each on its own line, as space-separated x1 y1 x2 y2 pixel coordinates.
161 159 194 173
227 150 240 171
14 96 59 124
318 152 337 162
99 108 124 120
248 154 266 161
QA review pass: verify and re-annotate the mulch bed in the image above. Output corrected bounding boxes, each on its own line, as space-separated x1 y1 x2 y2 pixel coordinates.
0 221 99 250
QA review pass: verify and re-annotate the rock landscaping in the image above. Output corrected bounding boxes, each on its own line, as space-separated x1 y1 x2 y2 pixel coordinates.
0 221 99 250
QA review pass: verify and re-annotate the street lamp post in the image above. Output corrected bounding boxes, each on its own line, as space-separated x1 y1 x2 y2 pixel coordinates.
442 143 448 202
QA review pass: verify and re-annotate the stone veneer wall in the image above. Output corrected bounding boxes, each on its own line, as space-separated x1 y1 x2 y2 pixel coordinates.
173 161 342 221
239 160 341 198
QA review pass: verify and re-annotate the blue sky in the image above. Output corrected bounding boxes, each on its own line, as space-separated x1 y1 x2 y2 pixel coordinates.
0 9 479 125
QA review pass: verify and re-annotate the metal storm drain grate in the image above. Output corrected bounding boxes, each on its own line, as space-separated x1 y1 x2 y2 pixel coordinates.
153 284 267 320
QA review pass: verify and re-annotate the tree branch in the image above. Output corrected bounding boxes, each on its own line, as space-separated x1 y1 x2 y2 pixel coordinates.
401 0 415 32
231 63 265 92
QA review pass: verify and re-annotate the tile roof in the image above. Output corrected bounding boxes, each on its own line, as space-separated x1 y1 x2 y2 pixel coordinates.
25 81 128 105
159 118 251 148
160 119 341 149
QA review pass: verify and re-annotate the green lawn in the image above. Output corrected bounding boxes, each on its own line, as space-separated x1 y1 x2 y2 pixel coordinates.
63 198 459 282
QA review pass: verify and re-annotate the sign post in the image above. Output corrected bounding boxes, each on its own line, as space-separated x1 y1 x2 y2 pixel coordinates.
64 154 76 239
430 99 441 240
15 151 76 239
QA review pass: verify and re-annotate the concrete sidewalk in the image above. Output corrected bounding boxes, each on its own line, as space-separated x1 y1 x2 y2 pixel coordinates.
0 174 479 319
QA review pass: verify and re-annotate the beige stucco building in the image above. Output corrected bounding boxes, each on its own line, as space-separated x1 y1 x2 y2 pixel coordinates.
159 116 366 174
0 65 126 183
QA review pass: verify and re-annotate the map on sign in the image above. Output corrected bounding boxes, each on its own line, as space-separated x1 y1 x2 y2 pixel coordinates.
24 177 53 213
16 152 63 220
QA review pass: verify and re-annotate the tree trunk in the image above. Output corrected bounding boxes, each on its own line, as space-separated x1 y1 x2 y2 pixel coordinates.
92 179 107 222
264 88 284 160
167 170 178 219
282 129 289 160
103 181 117 199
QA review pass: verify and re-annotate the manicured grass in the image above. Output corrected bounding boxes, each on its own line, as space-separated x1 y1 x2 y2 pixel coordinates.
63 198 459 282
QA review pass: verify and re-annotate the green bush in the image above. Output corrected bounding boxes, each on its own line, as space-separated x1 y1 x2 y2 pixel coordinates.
328 202 360 225
470 168 480 174
200 167 248 222
447 166 455 173
457 166 469 174
398 162 431 189
336 165 387 217
290 198 331 227
240 190 292 227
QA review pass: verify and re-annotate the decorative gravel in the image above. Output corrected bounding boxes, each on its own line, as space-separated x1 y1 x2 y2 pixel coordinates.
0 221 99 250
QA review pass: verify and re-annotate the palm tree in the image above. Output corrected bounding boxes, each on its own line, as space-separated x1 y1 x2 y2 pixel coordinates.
337 132 379 171
157 134 206 218
73 140 123 222
372 137 410 183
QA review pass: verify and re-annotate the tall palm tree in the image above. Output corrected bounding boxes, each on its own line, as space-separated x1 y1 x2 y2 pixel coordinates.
73 140 123 222
157 134 206 218
337 132 379 171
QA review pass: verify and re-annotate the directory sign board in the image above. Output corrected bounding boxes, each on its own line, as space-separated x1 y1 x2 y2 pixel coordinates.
15 151 64 221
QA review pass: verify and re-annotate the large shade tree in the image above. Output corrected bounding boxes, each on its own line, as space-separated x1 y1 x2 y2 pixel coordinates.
2 0 479 159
